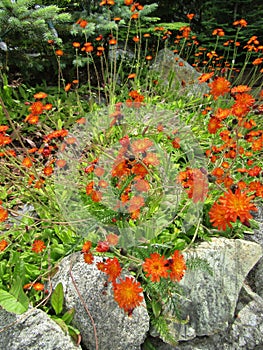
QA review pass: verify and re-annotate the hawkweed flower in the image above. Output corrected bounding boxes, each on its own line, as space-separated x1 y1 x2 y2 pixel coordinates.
168 250 187 282
32 240 46 253
103 257 122 282
0 207 8 222
143 252 169 282
0 239 8 251
113 277 143 314
208 77 231 99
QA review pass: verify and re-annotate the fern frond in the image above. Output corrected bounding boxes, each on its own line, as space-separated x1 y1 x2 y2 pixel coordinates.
186 257 213 276
151 315 178 346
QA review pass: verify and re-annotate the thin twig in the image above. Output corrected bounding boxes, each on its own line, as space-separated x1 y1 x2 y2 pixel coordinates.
69 259 99 350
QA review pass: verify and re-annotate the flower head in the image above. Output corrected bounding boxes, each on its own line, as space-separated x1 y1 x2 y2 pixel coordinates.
168 250 187 282
143 252 169 282
113 277 143 314
32 240 46 253
0 239 8 252
208 77 231 99
0 207 8 222
103 257 122 282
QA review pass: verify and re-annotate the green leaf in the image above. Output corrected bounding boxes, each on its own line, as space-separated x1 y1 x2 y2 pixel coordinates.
51 282 64 315
0 284 29 314
152 300 162 318
51 316 68 334
61 308 75 325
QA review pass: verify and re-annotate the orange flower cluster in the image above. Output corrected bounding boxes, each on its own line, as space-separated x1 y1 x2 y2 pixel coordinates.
23 282 44 291
0 125 12 148
81 240 143 314
143 250 187 282
24 93 52 125
178 168 208 203
126 90 144 108
84 132 159 221
209 189 257 230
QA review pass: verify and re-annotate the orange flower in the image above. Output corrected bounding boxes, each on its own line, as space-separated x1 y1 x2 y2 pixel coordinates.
109 38 117 45
208 117 222 134
73 42 81 48
186 13 195 20
133 179 150 192
55 49 64 56
44 129 68 142
33 283 44 291
131 13 139 19
143 152 159 166
143 252 169 282
82 240 92 253
29 101 44 115
91 190 102 202
44 103 53 111
210 189 257 230
212 28 225 36
22 157 33 168
43 166 53 176
33 92 48 99
103 257 122 282
23 283 33 290
198 72 214 83
112 159 130 177
96 241 110 252
124 0 133 5
0 134 12 146
168 250 187 282
172 137 180 148
128 195 145 212
56 159 67 168
211 167 224 178
65 83 71 92
209 202 231 230
131 163 148 177
145 55 153 61
100 0 115 5
231 85 251 94
113 277 143 313
132 138 153 153
208 77 231 99
32 240 46 253
252 58 263 65
234 93 255 106
106 233 119 246
94 166 105 177
128 73 136 79
83 252 94 264
78 19 88 28
233 19 247 27
0 239 8 251
0 125 9 133
25 114 39 124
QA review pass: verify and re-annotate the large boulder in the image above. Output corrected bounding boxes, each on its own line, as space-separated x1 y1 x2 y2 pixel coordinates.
151 49 209 97
51 253 149 350
170 237 262 340
0 308 80 350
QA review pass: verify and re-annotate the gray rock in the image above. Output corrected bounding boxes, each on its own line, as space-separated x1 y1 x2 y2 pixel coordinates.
164 238 262 341
0 308 80 350
51 253 149 350
151 49 209 97
229 297 263 349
